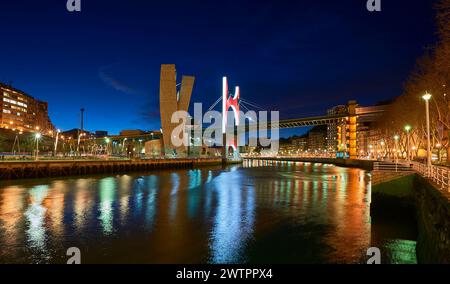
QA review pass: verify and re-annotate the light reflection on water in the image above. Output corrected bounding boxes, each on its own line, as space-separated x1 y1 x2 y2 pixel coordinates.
24 185 49 263
0 161 416 264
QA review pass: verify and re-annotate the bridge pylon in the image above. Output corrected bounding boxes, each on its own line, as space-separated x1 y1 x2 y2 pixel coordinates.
221 77 241 162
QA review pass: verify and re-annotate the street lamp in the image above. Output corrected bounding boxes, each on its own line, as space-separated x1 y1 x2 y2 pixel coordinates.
404 125 412 162
394 135 400 166
54 129 61 157
105 137 111 156
422 92 432 170
35 132 42 161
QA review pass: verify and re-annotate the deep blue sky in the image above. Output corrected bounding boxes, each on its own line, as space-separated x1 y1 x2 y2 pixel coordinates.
0 0 437 136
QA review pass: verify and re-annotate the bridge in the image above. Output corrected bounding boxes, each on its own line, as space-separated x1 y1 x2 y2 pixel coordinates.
216 103 386 131
204 88 386 160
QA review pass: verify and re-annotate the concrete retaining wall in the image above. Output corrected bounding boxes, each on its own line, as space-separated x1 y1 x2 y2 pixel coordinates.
414 175 450 263
371 174 450 263
0 158 224 180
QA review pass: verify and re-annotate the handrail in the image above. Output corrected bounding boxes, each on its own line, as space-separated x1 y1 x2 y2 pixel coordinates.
412 162 450 193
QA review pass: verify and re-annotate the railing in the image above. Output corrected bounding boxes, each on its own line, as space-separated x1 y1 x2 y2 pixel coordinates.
373 161 414 172
412 162 450 192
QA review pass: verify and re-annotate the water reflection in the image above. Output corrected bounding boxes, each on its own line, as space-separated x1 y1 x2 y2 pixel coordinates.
0 162 416 264
99 177 116 235
24 185 49 262
0 186 25 252
209 171 255 263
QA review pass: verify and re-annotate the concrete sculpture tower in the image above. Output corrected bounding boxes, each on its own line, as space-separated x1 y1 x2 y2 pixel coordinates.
159 64 195 157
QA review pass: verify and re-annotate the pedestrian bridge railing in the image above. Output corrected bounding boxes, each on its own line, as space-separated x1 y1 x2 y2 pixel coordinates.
412 162 450 193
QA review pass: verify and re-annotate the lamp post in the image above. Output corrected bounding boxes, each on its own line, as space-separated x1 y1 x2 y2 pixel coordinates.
394 135 400 171
35 132 42 161
138 139 143 158
422 92 432 171
54 129 61 157
404 125 412 162
105 137 111 156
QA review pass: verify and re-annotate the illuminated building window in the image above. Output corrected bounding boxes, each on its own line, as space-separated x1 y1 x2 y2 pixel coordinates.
17 96 27 102
17 101 27 108
10 105 27 112
3 109 11 114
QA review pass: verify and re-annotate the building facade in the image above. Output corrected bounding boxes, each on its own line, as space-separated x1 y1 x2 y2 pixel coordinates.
308 125 327 152
327 105 347 153
0 82 55 134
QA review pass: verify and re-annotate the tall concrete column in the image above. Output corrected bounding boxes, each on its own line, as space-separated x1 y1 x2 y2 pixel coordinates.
159 64 195 157
347 100 358 159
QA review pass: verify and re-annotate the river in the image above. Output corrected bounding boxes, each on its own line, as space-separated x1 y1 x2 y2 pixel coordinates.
0 160 417 264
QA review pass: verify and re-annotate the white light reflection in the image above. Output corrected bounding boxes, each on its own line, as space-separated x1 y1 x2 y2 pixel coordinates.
99 177 116 235
169 173 180 221
24 185 49 262
209 173 255 263
144 175 158 229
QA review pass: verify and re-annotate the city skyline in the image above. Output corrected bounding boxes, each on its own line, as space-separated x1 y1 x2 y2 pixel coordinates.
0 0 436 136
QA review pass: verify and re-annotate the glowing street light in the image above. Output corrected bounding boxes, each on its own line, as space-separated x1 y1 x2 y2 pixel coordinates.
105 137 111 156
35 132 42 161
54 129 61 156
393 135 400 165
404 125 412 161
422 92 432 169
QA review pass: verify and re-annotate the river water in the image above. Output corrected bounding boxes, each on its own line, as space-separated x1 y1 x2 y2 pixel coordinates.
0 160 417 264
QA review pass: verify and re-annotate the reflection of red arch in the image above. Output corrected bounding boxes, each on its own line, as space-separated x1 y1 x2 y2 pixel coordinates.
222 77 240 150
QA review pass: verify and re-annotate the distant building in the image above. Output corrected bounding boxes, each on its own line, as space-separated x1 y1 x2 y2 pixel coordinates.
355 104 390 158
61 128 93 140
308 125 327 152
144 139 162 157
278 135 308 155
327 105 347 152
119 129 147 137
0 82 55 134
95 131 108 138
292 136 308 151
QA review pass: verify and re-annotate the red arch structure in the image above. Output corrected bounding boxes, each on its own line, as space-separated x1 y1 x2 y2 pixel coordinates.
222 77 240 153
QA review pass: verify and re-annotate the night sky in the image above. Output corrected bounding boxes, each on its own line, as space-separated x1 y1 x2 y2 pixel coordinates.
0 0 437 137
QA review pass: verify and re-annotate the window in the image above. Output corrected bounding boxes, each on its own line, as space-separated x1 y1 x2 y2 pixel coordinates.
3 109 11 114
17 101 27 108
3 92 10 97
17 96 27 102
10 105 26 112
3 97 18 105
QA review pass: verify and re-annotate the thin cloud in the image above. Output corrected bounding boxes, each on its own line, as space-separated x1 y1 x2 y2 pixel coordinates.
99 69 137 95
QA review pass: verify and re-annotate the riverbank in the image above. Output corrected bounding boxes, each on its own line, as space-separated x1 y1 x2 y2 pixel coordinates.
243 157 374 171
0 158 227 180
371 173 450 263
